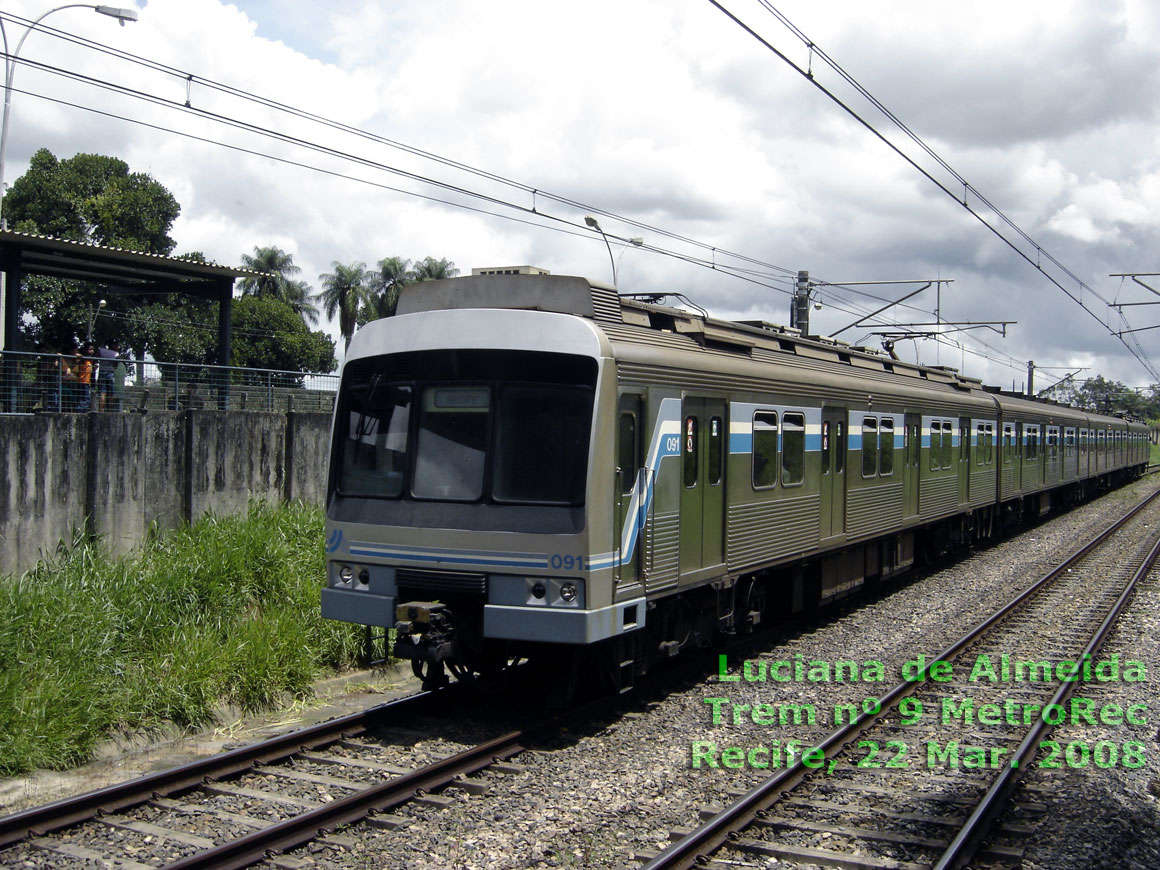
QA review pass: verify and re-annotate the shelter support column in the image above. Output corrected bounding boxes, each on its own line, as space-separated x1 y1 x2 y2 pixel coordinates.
1 249 22 412
216 278 233 410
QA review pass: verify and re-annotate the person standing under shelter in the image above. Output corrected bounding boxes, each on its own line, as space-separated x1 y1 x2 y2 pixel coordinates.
76 344 95 412
96 339 121 411
36 343 62 412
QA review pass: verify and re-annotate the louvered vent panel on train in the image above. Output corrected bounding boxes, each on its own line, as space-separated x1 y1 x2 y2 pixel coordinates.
396 568 488 598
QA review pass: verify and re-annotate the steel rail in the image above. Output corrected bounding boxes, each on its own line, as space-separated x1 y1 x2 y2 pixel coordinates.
161 720 544 870
934 530 1160 869
160 689 624 870
643 483 1160 870
0 686 442 848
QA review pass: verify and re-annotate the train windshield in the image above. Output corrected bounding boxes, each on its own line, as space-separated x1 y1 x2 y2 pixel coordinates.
335 350 596 507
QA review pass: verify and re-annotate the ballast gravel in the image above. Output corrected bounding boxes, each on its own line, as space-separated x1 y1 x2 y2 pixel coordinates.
293 476 1160 869
3 477 1159 869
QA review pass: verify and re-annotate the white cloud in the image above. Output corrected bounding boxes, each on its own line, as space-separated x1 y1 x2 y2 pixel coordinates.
2 0 1158 384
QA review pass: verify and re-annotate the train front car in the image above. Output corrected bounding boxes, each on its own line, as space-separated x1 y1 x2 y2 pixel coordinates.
321 275 632 689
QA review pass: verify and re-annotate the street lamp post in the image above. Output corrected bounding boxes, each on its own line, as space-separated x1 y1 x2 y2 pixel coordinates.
584 214 617 286
86 297 105 341
0 3 137 376
0 4 138 227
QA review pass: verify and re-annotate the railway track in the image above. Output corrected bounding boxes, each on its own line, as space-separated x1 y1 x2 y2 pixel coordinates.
643 485 1160 870
4 484 1157 869
0 682 555 870
0 662 649 870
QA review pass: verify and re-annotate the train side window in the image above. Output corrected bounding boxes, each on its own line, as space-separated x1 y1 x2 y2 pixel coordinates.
782 412 806 486
683 415 699 488
1027 429 1039 461
617 410 638 495
960 423 969 461
941 422 954 469
976 424 985 467
929 423 941 472
880 419 894 476
986 424 994 465
911 424 920 467
1003 426 1014 465
752 411 778 489
836 421 846 474
821 420 831 474
861 417 878 478
708 416 723 486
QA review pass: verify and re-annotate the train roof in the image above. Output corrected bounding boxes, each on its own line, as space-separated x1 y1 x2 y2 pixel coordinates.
395 272 1142 427
399 272 977 382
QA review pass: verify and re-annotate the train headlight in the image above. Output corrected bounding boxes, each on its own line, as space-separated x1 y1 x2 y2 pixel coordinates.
549 578 584 607
338 565 354 585
531 582 546 600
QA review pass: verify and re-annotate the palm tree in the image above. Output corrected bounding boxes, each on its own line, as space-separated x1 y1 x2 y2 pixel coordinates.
362 256 458 322
283 278 321 326
239 245 301 298
316 261 369 351
363 256 414 322
412 256 458 282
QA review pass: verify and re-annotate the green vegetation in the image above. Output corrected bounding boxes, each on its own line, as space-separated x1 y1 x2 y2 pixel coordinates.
1041 374 1160 419
0 502 364 777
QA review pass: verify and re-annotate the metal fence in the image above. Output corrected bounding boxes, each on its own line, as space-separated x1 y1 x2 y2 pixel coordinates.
0 350 339 415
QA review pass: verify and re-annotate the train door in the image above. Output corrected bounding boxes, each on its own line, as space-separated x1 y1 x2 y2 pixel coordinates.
958 417 971 504
614 393 643 589
903 413 920 518
820 407 847 540
679 397 726 579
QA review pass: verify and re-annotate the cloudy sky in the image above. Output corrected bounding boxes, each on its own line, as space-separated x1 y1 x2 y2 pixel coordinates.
3 0 1158 388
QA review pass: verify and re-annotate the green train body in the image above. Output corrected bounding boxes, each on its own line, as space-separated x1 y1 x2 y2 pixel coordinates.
321 273 1147 687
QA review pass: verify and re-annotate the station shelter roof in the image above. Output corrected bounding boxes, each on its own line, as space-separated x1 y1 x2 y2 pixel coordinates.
0 229 256 366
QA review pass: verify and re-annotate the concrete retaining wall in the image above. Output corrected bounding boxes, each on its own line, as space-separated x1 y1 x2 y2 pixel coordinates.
0 410 331 577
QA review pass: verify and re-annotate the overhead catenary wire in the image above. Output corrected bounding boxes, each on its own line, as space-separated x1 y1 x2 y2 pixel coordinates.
708 0 1158 382
2 52 1028 375
0 11 1039 377
0 11 800 287
0 12 1017 353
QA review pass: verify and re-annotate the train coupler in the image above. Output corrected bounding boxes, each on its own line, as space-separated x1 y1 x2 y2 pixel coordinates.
393 601 455 665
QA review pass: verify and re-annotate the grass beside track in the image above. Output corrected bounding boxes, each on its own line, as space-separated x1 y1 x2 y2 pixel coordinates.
0 502 365 778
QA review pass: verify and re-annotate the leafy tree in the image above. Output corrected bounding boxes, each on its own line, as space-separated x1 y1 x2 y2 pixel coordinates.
1041 374 1160 419
230 296 336 380
132 295 218 365
6 148 181 351
7 149 179 252
316 261 369 351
